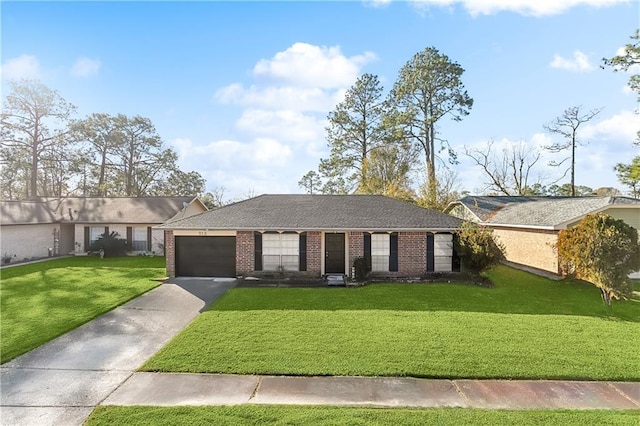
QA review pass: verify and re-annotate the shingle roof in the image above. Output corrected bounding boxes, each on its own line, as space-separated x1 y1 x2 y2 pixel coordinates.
450 195 640 228
158 194 462 231
1 197 197 225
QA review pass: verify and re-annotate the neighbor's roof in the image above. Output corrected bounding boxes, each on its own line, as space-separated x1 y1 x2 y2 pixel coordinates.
158 194 462 231
0 196 198 225
448 195 640 229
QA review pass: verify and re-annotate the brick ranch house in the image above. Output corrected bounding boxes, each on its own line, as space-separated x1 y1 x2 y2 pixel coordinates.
157 194 463 278
0 196 206 262
445 195 640 278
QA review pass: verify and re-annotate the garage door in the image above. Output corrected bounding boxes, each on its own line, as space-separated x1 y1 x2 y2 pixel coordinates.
175 236 236 277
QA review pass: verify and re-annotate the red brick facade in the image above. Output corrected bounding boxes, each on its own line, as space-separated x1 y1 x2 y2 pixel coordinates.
306 231 322 275
348 231 364 271
165 230 175 277
236 231 254 276
166 229 436 278
398 231 427 276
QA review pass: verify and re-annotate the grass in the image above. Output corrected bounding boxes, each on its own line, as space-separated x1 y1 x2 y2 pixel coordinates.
85 406 640 425
142 265 640 380
0 256 165 363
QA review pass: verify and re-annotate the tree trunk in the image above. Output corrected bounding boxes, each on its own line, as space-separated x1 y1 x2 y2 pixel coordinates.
426 107 437 205
571 133 576 197
98 149 107 196
30 120 39 197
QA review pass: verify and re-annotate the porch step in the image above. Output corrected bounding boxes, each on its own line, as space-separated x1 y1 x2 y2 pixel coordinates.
324 274 347 286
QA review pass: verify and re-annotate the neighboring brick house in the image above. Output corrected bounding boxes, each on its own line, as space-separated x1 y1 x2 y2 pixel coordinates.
0 197 206 262
445 195 640 277
157 194 463 278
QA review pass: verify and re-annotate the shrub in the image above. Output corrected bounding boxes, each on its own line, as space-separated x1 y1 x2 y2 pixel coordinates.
557 213 640 303
455 221 505 273
90 231 128 257
353 257 371 281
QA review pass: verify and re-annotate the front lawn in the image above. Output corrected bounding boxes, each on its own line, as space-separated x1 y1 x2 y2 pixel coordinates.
0 256 164 363
85 406 640 426
142 265 640 380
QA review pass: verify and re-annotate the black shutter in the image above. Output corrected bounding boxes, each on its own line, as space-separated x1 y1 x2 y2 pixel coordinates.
389 233 398 272
452 233 461 272
105 226 109 237
364 233 371 270
84 226 90 251
254 232 262 271
147 227 152 251
426 233 435 272
299 233 307 271
126 227 133 247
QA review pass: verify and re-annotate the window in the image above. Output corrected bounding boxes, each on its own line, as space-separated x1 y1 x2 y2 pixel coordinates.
262 233 299 271
132 227 148 251
90 227 105 245
371 233 390 272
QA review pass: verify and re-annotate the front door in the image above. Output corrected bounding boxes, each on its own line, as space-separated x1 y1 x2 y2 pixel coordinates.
325 233 345 274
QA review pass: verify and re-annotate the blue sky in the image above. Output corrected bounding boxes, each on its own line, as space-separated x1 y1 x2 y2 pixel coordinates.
2 0 638 199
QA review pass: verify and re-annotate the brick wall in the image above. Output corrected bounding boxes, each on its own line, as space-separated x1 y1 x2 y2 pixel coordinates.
165 230 175 277
355 231 429 279
348 231 364 275
492 227 559 274
236 231 254 276
398 231 427 276
307 231 322 275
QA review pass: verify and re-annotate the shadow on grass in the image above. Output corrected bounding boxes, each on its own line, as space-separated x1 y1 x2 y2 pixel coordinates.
1 256 165 363
208 265 640 323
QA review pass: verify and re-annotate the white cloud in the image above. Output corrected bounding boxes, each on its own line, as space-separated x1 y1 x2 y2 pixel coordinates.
408 0 628 17
71 57 101 77
171 137 309 197
0 54 41 80
581 109 640 143
235 109 326 151
171 137 292 171
253 42 376 89
215 83 341 112
362 0 393 8
549 51 594 72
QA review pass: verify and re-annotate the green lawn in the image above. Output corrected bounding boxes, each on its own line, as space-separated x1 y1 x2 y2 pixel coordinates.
85 406 640 426
142 265 640 380
0 256 165 363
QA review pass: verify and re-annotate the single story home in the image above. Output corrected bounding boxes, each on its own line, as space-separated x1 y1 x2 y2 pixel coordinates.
0 196 206 262
157 194 463 278
445 195 640 277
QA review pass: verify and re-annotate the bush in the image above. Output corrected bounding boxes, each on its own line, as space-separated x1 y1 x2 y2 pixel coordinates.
557 213 640 303
353 257 371 281
455 221 505 273
90 231 128 257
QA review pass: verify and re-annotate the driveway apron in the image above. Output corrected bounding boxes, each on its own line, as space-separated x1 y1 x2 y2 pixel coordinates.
0 278 236 426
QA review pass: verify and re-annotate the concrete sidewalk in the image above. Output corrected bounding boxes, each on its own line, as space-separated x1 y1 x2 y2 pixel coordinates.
0 279 237 426
103 373 640 410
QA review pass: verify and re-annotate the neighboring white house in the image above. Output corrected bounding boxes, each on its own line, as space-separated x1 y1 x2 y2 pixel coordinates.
1 196 206 262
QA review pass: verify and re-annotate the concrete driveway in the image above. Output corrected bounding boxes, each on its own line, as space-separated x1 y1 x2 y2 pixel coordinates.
0 278 236 426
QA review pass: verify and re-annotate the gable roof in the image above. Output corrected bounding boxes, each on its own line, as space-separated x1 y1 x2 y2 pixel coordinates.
447 195 640 229
0 197 201 226
158 194 462 231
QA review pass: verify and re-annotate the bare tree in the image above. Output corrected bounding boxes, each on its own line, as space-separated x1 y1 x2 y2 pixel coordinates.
544 106 602 197
416 166 463 212
465 140 546 196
